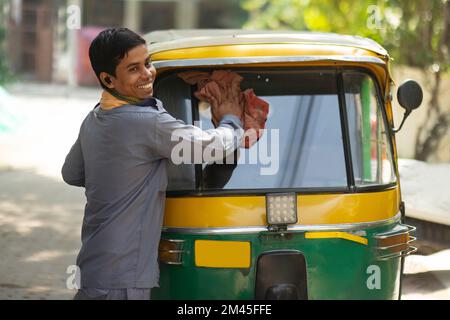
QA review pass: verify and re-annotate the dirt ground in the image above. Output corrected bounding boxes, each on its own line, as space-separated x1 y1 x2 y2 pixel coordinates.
0 83 449 300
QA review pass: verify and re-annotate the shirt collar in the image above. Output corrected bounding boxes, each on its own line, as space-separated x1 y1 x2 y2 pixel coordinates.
99 90 158 110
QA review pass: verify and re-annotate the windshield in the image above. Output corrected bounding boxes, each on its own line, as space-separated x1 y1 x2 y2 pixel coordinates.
155 68 395 192
155 69 349 192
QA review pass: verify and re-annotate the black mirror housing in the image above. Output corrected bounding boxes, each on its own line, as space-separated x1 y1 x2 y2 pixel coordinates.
397 80 423 113
392 80 423 133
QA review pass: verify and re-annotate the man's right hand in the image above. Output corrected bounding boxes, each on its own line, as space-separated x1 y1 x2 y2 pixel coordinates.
204 78 244 126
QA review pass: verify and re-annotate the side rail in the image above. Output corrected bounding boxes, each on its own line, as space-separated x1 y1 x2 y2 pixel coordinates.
374 224 417 261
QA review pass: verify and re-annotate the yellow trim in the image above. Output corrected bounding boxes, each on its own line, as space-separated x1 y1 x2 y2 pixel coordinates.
195 240 251 268
163 188 399 228
305 232 368 245
151 44 383 61
150 43 388 83
150 43 391 117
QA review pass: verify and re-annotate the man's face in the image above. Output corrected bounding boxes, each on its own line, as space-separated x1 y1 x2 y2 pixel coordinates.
106 44 156 100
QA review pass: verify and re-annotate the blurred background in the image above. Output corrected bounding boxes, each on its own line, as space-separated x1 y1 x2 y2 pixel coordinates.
0 0 449 299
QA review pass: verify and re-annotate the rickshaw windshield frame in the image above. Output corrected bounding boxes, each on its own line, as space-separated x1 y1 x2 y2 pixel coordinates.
153 66 397 196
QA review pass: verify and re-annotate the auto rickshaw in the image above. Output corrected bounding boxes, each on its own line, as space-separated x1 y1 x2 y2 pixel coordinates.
145 29 423 300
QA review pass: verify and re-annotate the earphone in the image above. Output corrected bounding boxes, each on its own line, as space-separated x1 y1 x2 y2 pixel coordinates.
105 76 112 84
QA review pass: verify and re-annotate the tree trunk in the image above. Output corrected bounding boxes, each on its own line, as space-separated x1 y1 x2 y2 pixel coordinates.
413 0 450 161
414 71 450 161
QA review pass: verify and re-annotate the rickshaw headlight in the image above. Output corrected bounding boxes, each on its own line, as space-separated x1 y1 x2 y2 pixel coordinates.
266 193 297 226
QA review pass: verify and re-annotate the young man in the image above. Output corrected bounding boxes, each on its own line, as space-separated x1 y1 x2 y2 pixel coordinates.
62 28 243 300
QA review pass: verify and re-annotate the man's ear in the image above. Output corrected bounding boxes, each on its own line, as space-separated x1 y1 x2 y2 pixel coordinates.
100 72 115 89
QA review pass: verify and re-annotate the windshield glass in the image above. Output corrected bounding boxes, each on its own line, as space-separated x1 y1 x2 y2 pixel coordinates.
343 72 396 186
155 69 349 191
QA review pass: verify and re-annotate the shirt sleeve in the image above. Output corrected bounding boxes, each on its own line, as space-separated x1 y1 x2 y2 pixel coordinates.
61 134 85 187
153 109 244 163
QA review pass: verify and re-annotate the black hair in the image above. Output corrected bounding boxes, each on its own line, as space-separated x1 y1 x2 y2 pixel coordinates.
89 27 146 89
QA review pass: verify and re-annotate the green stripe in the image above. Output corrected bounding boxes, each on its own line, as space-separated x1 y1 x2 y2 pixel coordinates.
361 78 372 181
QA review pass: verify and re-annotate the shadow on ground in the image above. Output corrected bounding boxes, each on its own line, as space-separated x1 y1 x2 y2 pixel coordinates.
0 168 85 299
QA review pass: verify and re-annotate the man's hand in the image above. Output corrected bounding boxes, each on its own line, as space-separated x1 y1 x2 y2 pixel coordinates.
204 78 243 126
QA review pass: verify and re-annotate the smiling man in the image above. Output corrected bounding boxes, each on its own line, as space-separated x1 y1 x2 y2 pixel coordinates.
61 28 243 300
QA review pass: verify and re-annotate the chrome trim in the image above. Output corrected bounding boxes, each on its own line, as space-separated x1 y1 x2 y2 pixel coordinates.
374 230 409 240
288 213 401 231
159 249 185 254
373 224 415 239
163 226 268 234
161 261 183 265
161 238 186 243
374 223 417 260
158 248 184 265
153 56 386 69
162 212 401 234
376 246 418 261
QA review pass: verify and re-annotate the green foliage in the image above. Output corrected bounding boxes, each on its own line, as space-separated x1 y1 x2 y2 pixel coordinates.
241 0 450 72
0 2 14 85
0 33 11 84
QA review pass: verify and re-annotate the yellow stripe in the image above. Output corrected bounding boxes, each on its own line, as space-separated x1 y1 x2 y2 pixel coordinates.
151 44 382 60
151 44 389 87
195 240 251 268
163 188 399 228
305 232 368 245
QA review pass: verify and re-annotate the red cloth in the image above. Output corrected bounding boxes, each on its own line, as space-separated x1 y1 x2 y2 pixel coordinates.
178 70 269 148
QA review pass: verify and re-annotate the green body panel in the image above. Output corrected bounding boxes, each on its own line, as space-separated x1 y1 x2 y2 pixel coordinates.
152 222 402 300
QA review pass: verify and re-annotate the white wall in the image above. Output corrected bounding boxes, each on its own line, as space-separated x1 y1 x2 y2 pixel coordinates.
391 66 450 162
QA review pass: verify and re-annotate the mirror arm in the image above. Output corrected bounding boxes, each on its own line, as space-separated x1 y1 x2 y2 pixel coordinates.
392 110 412 134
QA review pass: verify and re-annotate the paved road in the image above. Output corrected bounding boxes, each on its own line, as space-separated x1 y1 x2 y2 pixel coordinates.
402 250 450 300
0 83 448 300
0 168 84 299
0 83 95 299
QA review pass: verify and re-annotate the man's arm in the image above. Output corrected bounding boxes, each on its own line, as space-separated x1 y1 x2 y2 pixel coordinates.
154 76 244 162
153 110 244 163
61 135 85 187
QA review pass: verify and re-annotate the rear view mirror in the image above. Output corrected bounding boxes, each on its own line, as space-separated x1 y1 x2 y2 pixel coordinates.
397 80 423 113
392 80 423 133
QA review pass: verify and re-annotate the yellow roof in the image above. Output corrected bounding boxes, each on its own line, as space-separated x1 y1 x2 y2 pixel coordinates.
146 30 393 125
145 29 388 57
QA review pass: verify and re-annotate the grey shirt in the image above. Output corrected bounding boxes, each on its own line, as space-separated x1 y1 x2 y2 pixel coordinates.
62 98 243 289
